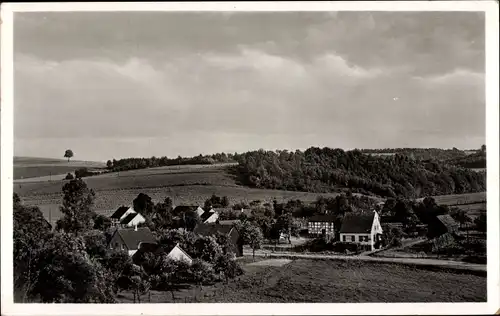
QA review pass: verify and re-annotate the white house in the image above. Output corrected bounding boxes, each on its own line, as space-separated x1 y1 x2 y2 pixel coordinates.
339 211 383 251
195 206 205 217
108 227 157 256
109 206 146 228
200 209 219 224
164 243 193 265
120 212 146 228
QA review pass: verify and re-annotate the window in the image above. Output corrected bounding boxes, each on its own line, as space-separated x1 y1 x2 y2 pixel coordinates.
351 235 355 242
120 244 124 250
342 235 347 242
114 242 118 248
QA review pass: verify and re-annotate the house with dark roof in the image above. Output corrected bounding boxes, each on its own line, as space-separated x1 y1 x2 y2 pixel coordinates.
308 214 336 238
200 209 219 224
108 227 156 256
109 206 146 228
194 223 243 257
120 212 146 228
339 211 383 251
132 242 193 266
427 214 459 239
110 206 130 223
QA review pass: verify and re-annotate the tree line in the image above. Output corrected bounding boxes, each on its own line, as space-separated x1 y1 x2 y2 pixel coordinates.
106 152 240 172
234 147 486 198
359 147 480 161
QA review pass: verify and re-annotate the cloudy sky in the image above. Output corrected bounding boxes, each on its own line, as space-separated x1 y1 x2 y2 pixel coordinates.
14 11 485 161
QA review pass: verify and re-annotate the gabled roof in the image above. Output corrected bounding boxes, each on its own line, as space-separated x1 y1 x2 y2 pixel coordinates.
193 223 235 237
114 227 156 250
436 214 459 232
339 212 375 234
110 206 129 219
200 211 217 222
167 243 193 262
132 242 192 264
120 212 139 225
309 214 337 223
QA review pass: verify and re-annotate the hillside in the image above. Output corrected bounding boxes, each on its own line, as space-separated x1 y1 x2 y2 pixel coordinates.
445 152 486 169
14 156 106 180
235 147 486 198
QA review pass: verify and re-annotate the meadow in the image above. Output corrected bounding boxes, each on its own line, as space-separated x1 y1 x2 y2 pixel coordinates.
116 258 486 303
417 192 487 219
14 157 106 180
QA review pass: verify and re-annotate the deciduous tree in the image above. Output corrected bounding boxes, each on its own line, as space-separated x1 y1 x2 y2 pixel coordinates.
64 149 74 162
56 179 96 235
237 220 264 259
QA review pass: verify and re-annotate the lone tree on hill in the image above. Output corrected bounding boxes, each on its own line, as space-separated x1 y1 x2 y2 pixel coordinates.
64 149 74 162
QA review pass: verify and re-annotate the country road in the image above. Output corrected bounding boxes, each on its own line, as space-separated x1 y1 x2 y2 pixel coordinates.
244 250 486 273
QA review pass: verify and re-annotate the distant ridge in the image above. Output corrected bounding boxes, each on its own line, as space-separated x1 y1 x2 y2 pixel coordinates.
14 156 105 165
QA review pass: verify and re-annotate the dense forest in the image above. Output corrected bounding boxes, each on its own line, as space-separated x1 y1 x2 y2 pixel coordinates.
445 151 486 169
107 147 484 173
360 148 475 161
234 147 486 198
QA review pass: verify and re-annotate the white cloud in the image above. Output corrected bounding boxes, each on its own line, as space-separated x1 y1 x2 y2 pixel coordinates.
314 53 382 79
415 68 484 86
14 47 485 160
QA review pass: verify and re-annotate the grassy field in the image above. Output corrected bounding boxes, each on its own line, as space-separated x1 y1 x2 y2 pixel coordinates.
416 192 487 219
420 192 486 205
116 258 486 303
14 156 106 180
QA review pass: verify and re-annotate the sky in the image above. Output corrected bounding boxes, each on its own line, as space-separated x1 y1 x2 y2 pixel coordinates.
14 11 485 162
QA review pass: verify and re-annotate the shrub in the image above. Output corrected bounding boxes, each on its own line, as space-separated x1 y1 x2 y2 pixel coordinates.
331 242 360 254
293 238 329 252
75 168 92 179
65 173 74 180
462 239 486 255
189 259 217 286
462 255 486 264
213 253 244 282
